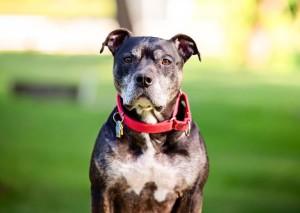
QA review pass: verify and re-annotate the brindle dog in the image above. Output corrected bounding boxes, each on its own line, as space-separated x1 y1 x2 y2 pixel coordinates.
90 29 208 213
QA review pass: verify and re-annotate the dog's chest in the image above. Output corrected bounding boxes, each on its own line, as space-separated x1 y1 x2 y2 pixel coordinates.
107 137 198 203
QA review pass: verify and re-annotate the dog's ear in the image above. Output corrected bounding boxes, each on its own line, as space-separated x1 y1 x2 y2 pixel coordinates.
170 34 201 62
100 28 132 55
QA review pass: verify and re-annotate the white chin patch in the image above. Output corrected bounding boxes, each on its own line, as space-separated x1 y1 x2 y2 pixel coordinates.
132 97 158 124
133 97 153 114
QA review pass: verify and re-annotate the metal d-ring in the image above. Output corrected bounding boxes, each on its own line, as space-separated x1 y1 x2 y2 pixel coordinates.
179 89 183 95
113 112 124 123
185 120 191 136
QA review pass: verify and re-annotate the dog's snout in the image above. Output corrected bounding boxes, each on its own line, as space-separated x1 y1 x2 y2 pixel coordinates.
135 74 153 88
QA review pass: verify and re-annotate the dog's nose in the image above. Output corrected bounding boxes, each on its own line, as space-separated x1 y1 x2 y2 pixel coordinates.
135 74 153 88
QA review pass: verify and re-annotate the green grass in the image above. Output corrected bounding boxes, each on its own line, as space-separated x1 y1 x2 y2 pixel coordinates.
0 52 300 213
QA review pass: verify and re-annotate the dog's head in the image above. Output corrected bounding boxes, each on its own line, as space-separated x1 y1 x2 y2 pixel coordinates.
100 28 200 114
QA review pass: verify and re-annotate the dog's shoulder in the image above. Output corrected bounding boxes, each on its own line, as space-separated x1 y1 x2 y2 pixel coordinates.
90 109 118 173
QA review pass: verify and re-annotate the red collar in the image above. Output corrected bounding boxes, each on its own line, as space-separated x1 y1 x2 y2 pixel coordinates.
115 91 191 134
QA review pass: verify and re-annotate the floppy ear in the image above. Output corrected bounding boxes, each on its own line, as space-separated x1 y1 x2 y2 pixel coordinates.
100 28 132 55
170 34 201 62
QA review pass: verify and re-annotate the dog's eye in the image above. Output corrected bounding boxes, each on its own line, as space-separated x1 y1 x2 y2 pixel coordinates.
123 56 133 64
161 58 171 66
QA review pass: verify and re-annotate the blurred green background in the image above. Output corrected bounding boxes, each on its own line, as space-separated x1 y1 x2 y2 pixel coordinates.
0 0 300 213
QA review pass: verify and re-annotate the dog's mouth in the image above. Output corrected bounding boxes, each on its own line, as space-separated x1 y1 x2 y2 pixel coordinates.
123 94 163 113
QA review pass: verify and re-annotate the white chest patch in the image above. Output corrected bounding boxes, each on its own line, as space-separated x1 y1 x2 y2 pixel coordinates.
107 134 204 202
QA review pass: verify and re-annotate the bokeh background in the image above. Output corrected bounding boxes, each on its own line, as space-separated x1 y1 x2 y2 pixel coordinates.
0 0 300 212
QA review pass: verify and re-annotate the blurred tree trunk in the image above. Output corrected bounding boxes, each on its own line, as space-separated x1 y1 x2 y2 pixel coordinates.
116 0 133 32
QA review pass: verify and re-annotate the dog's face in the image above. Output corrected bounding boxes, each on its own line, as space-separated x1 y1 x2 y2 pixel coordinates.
101 29 200 114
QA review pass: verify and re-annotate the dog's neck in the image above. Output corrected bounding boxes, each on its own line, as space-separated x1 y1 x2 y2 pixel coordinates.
125 94 186 151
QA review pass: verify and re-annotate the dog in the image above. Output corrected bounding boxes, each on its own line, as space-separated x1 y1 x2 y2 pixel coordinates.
90 29 209 213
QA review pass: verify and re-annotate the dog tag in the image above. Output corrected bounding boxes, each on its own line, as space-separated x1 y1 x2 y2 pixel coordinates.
115 120 123 138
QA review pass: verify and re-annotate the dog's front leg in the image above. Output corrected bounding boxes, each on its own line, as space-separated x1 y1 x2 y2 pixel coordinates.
171 191 203 213
91 185 113 213
90 160 113 213
171 179 204 213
